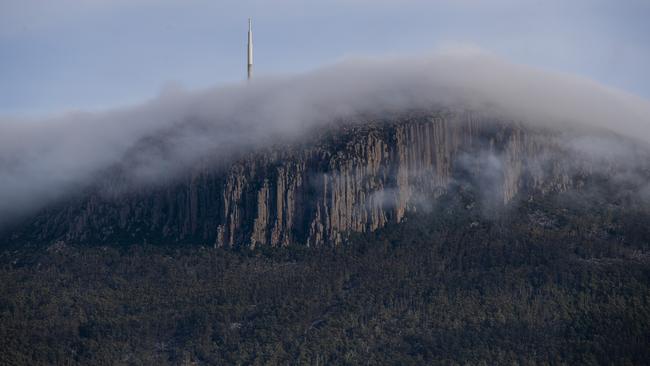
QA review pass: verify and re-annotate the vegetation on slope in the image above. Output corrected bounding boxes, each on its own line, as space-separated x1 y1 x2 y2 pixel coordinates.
1 184 649 365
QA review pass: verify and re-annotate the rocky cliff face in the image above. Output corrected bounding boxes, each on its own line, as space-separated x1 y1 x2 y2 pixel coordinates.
3 112 587 247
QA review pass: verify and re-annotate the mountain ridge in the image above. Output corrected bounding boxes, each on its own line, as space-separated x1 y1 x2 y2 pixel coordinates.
6 110 646 248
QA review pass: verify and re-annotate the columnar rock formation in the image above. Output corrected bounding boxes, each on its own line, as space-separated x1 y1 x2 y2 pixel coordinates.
3 112 578 247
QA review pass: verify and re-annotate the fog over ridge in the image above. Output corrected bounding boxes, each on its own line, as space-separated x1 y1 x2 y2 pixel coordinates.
1 48 649 225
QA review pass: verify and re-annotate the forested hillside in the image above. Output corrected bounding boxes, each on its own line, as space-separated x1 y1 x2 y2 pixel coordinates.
2 182 649 365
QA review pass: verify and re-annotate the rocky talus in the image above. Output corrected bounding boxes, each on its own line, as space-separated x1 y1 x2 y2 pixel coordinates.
4 112 578 247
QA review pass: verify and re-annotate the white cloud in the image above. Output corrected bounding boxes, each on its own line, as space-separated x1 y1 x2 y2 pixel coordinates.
0 48 649 224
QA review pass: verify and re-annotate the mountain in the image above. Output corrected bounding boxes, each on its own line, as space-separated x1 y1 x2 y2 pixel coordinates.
2 111 650 365
5 110 643 248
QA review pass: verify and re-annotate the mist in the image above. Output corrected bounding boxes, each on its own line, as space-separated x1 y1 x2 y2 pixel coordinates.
1 48 650 225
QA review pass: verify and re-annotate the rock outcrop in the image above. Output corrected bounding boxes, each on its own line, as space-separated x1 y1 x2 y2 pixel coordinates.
2 112 583 247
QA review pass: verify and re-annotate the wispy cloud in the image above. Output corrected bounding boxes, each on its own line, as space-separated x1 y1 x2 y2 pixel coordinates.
0 49 649 225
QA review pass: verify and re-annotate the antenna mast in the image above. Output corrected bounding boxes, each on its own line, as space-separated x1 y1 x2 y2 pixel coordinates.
247 18 253 80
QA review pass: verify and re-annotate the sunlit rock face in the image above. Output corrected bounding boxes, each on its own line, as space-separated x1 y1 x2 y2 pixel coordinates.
3 111 644 247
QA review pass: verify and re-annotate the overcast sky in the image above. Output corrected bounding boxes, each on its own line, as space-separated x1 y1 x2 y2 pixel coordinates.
1 0 649 117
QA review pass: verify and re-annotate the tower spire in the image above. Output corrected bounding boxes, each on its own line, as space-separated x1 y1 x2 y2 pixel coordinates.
247 18 253 80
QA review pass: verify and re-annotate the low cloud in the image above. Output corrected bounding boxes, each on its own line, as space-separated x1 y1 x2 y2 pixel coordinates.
1 49 649 225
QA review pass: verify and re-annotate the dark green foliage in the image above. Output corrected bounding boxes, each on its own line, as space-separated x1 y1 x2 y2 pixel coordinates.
1 188 649 365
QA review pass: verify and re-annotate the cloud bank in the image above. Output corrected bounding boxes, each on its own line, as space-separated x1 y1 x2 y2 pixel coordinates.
1 49 649 225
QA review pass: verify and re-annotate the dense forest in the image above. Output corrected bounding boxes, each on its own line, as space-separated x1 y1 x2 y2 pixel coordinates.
1 182 649 365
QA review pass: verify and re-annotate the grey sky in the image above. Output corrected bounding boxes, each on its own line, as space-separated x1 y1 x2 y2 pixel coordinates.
1 0 649 117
